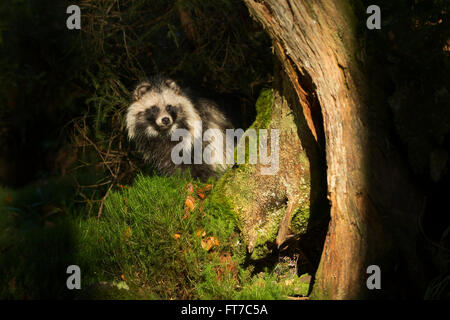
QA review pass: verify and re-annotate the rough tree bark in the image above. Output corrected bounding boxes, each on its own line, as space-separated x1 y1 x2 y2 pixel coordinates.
243 0 426 299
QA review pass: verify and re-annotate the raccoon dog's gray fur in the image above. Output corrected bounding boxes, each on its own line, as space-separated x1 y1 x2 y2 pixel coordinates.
126 75 233 181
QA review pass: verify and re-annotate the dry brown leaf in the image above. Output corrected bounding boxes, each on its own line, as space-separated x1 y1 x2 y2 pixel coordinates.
186 183 194 195
197 192 205 200
201 239 211 251
196 229 206 238
204 184 213 191
216 252 238 280
197 184 213 193
201 236 219 251
185 196 195 212
124 227 132 240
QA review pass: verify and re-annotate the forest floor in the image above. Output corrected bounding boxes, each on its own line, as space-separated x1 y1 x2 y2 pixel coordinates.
0 173 310 299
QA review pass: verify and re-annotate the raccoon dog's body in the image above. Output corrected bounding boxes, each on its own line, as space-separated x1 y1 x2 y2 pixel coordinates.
126 76 233 180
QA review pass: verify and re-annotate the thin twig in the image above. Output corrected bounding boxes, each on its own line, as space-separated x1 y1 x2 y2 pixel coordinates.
97 182 114 221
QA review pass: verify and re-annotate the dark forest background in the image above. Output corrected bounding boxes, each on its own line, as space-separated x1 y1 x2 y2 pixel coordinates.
0 0 273 190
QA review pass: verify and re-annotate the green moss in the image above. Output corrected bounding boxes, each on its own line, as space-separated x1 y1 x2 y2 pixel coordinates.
291 206 310 235
289 274 311 297
252 88 273 129
234 272 290 300
198 267 308 300
217 165 255 205
250 207 284 260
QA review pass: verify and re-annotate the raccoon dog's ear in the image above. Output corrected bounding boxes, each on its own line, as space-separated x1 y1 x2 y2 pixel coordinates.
133 82 152 101
165 79 181 94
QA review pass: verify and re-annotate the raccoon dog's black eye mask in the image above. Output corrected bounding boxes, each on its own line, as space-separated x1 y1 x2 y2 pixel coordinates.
144 106 159 121
165 105 178 121
150 105 159 114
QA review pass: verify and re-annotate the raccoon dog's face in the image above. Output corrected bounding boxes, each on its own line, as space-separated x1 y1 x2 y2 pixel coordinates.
143 103 178 132
127 77 199 140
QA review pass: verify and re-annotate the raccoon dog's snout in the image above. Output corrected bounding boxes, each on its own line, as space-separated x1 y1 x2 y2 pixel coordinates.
156 112 173 128
161 117 171 126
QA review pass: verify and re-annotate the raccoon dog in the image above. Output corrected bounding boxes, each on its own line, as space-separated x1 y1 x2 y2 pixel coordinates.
126 76 233 181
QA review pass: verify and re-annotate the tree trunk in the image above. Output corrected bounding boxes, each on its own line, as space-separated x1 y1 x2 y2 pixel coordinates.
243 0 426 299
216 66 314 261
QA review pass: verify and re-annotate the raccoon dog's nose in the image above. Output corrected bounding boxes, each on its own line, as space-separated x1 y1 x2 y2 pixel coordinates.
161 117 171 125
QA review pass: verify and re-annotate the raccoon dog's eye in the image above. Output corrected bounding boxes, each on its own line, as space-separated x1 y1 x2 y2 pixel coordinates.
150 106 158 114
166 105 174 112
